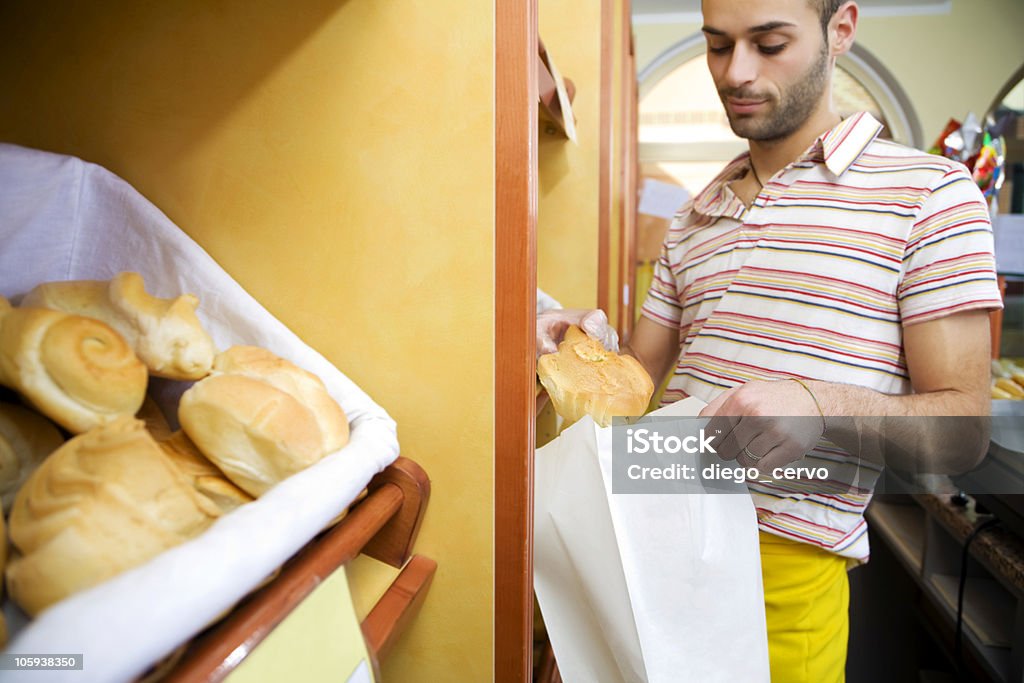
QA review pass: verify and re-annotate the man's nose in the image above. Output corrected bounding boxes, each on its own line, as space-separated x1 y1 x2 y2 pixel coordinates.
723 44 757 90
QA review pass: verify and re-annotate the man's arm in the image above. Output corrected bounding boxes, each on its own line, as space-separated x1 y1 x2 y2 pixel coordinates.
701 310 993 474
620 316 680 390
817 309 991 472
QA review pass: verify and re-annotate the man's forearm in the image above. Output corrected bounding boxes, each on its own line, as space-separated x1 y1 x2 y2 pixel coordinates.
619 342 660 387
809 380 990 474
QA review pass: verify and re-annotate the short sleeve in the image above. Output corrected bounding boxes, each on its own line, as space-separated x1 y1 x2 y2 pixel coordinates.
641 236 683 328
898 165 1003 325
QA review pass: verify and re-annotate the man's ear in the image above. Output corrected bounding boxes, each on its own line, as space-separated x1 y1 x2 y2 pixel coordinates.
830 1 858 56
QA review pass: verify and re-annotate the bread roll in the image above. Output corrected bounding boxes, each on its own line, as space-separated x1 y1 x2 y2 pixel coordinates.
0 297 147 433
23 272 216 381
178 346 349 497
160 431 253 513
6 417 219 616
212 346 349 451
537 326 654 427
137 395 173 442
0 403 64 514
138 397 252 511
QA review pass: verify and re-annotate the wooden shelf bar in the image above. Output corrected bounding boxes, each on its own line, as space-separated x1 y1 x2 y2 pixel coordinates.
164 483 404 683
361 555 438 663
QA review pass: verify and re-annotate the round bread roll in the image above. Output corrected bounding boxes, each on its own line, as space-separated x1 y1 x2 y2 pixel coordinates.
537 325 654 428
6 417 219 616
178 346 349 497
0 402 64 514
212 346 349 452
0 297 147 434
22 272 216 381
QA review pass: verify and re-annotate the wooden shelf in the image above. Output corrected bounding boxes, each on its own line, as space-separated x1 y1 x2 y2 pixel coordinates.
929 574 1014 649
158 457 433 683
867 499 926 577
869 494 1024 682
920 573 1015 682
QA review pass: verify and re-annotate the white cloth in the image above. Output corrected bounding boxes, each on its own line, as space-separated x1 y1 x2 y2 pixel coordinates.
0 143 399 682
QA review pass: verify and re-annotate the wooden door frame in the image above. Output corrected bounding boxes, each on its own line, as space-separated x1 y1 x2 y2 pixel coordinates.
597 0 615 317
495 0 538 680
618 0 638 338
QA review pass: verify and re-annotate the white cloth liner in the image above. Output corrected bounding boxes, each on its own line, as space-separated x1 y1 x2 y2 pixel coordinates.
0 143 399 682
534 397 770 683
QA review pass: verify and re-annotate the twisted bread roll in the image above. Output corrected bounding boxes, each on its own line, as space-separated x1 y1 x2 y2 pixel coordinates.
0 402 64 513
179 346 349 497
0 297 147 433
22 272 216 380
537 326 654 427
6 417 219 616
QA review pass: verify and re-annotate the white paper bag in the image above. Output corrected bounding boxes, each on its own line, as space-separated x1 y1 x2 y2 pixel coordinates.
534 398 770 683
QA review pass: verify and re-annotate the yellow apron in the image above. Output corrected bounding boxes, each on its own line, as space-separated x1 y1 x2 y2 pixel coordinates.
759 531 850 683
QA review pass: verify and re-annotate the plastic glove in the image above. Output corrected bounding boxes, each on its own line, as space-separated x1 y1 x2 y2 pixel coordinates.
536 288 562 314
536 308 619 356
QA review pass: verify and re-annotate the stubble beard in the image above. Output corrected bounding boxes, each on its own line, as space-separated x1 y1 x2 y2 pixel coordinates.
720 44 830 143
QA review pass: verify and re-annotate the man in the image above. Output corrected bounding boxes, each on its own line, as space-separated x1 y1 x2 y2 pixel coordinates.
538 1 1002 680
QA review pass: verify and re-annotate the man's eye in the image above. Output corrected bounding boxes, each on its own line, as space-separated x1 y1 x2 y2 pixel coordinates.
758 43 787 55
708 45 733 55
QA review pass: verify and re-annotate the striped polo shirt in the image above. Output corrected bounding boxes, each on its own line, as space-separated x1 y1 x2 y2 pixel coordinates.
641 112 1003 561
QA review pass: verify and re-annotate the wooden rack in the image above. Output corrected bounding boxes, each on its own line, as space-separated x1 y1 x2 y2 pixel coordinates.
160 457 434 682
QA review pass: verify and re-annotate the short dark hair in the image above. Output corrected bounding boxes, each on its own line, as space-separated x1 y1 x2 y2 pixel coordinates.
812 0 845 35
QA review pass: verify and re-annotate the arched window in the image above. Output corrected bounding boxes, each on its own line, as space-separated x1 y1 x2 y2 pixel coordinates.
637 35 922 193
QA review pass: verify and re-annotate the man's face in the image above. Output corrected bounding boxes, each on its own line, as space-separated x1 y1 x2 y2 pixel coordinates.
702 0 831 142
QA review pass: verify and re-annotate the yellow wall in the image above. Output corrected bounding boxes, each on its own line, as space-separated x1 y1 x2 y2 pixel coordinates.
0 1 494 681
633 0 1024 146
538 0 604 311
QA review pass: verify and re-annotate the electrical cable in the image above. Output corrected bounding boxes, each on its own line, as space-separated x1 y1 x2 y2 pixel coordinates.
954 516 1001 675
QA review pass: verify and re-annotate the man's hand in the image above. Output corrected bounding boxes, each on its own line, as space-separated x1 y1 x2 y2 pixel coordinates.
699 380 825 471
536 308 618 356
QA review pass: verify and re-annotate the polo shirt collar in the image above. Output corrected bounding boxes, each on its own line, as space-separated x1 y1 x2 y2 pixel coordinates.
692 111 885 218
818 111 885 177
692 154 750 219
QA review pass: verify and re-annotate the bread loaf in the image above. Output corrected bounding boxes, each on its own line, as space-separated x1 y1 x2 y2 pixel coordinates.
178 346 349 497
23 272 216 381
138 397 253 512
160 431 254 513
537 326 654 427
137 395 173 442
0 297 148 433
0 402 64 513
6 417 219 616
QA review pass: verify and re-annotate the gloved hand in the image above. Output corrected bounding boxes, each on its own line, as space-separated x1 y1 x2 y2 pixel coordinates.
536 308 619 356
